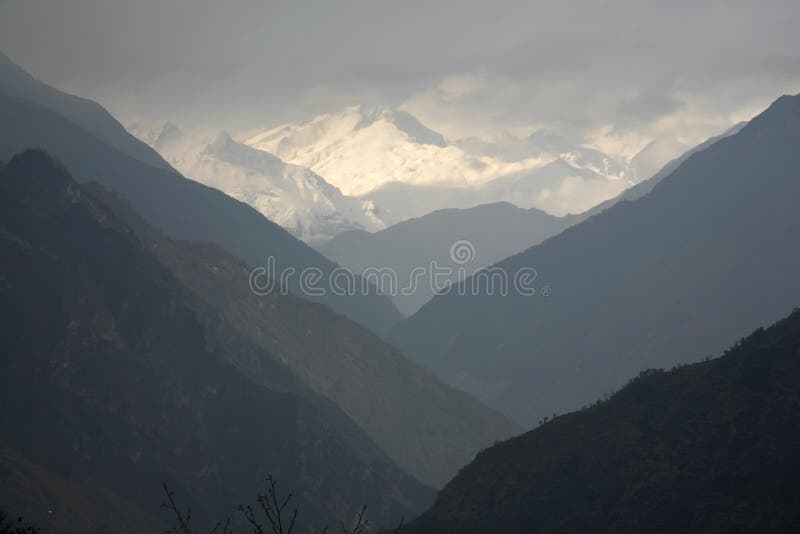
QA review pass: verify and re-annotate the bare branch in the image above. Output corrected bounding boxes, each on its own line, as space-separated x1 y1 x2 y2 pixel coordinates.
161 475 368 534
161 482 193 534
340 505 368 534
209 518 233 534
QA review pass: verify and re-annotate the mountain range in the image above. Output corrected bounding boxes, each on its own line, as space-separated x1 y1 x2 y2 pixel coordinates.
391 93 800 425
580 121 747 219
320 202 574 315
0 51 401 335
0 53 169 172
0 151 429 532
2 44 796 534
0 50 519 482
0 150 517 532
243 105 638 220
126 122 388 244
401 308 800 533
319 121 745 316
127 101 707 247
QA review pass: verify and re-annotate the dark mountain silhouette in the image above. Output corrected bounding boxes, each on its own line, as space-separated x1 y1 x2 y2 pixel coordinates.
391 94 800 425
580 121 746 219
319 202 571 315
86 165 518 489
0 53 401 335
401 308 800 533
0 52 170 171
0 147 515 520
0 151 432 533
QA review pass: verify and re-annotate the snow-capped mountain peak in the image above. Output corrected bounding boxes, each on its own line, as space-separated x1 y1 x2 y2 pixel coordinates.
243 106 639 215
524 128 633 180
129 104 662 240
247 105 444 159
205 131 286 177
353 106 446 146
245 106 550 197
127 122 389 244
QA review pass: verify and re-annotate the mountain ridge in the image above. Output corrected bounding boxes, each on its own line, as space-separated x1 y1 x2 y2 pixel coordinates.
391 93 800 425
320 201 571 315
0 150 432 533
128 125 389 244
84 162 519 488
244 105 635 218
0 55 402 334
0 51 171 171
400 307 800 533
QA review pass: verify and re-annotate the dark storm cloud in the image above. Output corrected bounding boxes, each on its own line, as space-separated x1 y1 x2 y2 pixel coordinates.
0 0 798 132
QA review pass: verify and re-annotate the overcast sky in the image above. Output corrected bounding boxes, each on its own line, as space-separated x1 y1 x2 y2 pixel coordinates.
1 0 799 152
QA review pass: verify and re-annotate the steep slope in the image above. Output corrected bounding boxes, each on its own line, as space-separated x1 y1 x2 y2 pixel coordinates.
0 51 169 170
320 202 572 315
203 133 387 243
628 136 691 183
402 309 800 533
130 124 388 243
0 151 431 533
89 173 518 489
0 81 401 334
245 106 634 219
246 106 457 196
391 94 800 425
581 122 747 219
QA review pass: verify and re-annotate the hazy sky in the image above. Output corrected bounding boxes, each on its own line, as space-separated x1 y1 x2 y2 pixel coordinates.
1 0 799 152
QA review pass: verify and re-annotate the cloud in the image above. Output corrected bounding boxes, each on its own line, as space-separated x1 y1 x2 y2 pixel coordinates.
0 0 798 143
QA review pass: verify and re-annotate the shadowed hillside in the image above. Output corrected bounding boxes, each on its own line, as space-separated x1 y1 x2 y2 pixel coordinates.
89 175 518 489
392 94 800 425
402 308 800 533
320 202 571 315
0 54 401 335
0 151 432 533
